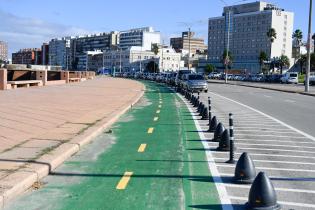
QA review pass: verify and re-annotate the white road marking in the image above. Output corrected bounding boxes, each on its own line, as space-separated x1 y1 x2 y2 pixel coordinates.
229 196 315 208
214 157 315 166
264 95 272 98
224 183 315 194
237 147 315 154
233 138 315 144
233 152 315 160
285 99 296 103
216 164 315 173
234 134 306 138
236 142 315 149
178 93 233 210
210 92 315 142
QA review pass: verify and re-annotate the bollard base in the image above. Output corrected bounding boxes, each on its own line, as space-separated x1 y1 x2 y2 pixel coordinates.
245 203 281 210
226 159 236 164
233 178 255 185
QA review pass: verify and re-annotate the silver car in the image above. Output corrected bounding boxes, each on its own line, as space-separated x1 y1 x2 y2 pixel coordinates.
184 74 208 93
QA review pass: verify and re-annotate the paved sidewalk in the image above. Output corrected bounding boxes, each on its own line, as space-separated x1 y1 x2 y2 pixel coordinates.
0 77 144 208
208 79 315 96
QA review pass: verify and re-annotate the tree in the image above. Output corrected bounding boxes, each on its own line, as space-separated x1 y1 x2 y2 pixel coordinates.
267 28 277 59
298 54 307 74
292 29 303 64
204 64 216 75
151 44 159 56
278 55 290 75
145 61 159 73
221 50 233 69
312 33 315 43
258 51 268 73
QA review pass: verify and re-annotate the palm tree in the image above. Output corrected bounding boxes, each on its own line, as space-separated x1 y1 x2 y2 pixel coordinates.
151 44 159 73
278 55 290 75
258 51 268 74
292 29 303 65
267 28 277 59
298 54 307 74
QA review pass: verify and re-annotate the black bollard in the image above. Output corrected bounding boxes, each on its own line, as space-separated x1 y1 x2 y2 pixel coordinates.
245 172 281 210
233 152 256 184
208 116 218 132
202 107 209 120
226 113 236 164
217 129 231 151
199 104 204 116
212 123 225 142
208 97 212 125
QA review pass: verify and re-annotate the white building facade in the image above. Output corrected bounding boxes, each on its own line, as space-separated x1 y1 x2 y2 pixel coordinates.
207 1 294 74
101 46 183 72
119 27 161 51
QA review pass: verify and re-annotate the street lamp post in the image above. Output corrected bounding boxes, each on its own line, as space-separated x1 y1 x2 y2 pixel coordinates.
188 28 191 70
305 0 313 92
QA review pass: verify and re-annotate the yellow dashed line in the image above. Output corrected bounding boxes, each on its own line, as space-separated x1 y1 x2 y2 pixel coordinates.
116 172 133 190
154 117 159 121
156 110 161 114
138 144 147 153
148 127 154 134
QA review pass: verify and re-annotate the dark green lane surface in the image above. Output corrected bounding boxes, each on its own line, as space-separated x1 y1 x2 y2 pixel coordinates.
6 82 221 210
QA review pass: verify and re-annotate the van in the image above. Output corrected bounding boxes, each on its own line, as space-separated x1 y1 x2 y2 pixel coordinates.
280 72 298 84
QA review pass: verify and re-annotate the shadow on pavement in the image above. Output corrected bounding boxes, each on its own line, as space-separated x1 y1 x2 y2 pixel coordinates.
188 204 244 210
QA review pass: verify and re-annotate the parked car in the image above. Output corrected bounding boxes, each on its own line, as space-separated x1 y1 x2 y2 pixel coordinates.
280 72 299 84
183 74 208 93
175 70 193 88
305 72 315 86
208 72 221 79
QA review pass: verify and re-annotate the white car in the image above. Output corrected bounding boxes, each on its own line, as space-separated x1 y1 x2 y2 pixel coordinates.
280 72 298 84
305 72 315 86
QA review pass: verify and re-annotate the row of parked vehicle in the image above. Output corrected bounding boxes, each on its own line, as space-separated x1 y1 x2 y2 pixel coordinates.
116 70 209 92
208 72 315 85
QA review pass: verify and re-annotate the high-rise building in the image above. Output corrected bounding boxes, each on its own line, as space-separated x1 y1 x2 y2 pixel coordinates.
12 48 42 65
41 43 49 65
170 32 207 54
119 27 161 51
0 41 8 61
207 1 294 73
49 37 72 69
71 32 119 70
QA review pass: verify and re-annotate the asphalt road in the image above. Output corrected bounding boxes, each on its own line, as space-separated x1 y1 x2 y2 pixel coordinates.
204 83 315 137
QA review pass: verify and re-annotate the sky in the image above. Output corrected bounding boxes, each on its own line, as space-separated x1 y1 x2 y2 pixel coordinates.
0 0 314 57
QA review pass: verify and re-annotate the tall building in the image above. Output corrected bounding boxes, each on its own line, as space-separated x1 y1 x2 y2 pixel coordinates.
71 32 119 70
12 48 42 65
0 41 8 61
49 37 72 69
119 27 161 51
41 43 49 65
170 31 207 54
207 1 294 73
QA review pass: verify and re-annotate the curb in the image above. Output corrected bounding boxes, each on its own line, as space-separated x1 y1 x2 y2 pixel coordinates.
207 80 315 97
0 81 145 209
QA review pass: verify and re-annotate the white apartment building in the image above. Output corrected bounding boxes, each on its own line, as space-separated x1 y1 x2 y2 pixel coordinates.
101 46 183 72
119 27 161 51
49 37 72 69
208 1 294 73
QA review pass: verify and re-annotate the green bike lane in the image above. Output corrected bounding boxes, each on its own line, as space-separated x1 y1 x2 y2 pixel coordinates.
6 82 221 210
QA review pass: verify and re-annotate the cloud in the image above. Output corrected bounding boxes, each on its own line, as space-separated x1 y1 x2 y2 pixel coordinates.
0 10 93 57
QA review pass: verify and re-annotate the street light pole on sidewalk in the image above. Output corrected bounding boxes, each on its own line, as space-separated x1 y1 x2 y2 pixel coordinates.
225 9 231 84
305 0 313 92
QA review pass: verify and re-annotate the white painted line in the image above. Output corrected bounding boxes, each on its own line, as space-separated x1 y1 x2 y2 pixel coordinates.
233 152 315 160
216 164 315 173
234 139 315 144
236 142 315 149
285 99 296 103
224 183 315 194
234 134 306 139
235 130 299 134
238 147 315 154
229 196 315 208
264 95 272 98
178 93 233 210
210 92 315 142
214 157 315 166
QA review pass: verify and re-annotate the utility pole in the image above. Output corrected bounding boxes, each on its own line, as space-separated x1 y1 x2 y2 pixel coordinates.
225 9 231 84
102 50 105 73
161 40 164 72
305 0 313 92
119 48 122 73
188 27 191 70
